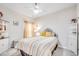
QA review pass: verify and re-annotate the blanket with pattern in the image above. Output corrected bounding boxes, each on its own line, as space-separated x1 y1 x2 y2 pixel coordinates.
17 37 58 56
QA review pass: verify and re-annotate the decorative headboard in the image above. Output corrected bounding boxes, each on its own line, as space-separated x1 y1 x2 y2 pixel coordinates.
40 28 57 37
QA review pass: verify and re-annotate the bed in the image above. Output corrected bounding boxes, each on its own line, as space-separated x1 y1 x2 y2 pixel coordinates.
16 37 58 56
16 29 59 56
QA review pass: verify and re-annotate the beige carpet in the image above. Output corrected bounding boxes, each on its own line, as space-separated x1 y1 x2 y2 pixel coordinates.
53 47 76 56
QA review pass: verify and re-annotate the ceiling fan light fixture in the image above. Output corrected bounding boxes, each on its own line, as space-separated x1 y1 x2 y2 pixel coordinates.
33 3 42 14
33 9 42 14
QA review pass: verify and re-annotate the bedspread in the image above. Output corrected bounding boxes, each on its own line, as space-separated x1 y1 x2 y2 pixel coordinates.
17 37 58 56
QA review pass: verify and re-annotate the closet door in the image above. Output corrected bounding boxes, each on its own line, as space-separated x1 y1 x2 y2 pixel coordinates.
77 5 79 55
68 23 77 55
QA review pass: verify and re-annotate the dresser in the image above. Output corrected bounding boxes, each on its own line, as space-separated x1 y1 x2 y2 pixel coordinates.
0 38 9 54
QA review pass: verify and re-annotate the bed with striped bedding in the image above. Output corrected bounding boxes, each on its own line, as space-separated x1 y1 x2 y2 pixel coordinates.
17 37 58 56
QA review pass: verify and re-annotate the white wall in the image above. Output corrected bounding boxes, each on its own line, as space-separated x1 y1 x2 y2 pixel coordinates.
77 4 79 50
0 5 24 48
33 6 77 54
77 4 79 18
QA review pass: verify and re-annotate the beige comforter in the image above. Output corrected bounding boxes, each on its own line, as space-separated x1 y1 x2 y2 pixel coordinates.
18 37 58 56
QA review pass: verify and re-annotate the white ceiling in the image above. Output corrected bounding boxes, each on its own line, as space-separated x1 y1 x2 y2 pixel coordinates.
0 3 76 19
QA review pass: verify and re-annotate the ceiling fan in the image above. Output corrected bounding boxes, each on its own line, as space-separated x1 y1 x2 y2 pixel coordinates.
33 3 42 14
